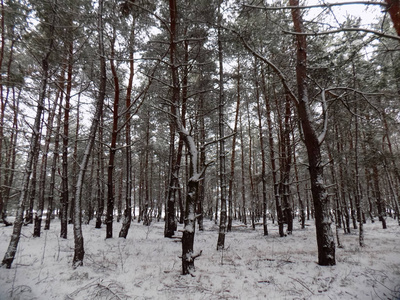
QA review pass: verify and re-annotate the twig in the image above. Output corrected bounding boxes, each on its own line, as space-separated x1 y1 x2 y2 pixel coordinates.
288 276 315 295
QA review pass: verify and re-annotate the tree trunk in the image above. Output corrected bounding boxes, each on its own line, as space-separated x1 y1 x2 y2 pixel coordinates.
95 115 105 229
239 114 247 225
197 92 206 231
372 165 387 229
261 71 284 237
289 0 335 265
72 0 106 267
119 22 135 238
34 92 58 237
106 31 120 239
227 60 241 232
385 0 400 36
217 6 227 250
45 90 63 230
255 59 268 236
164 0 180 237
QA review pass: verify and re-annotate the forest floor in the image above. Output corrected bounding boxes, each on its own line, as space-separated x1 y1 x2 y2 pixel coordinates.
0 216 399 300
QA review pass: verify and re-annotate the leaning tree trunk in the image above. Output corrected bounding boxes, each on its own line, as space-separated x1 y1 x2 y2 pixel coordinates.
1 0 56 267
290 0 335 265
72 0 106 267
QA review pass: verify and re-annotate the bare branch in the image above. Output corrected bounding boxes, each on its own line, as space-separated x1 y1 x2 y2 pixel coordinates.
244 1 386 11
283 28 400 41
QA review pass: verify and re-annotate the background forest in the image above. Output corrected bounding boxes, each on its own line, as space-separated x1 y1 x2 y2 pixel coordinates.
0 0 399 285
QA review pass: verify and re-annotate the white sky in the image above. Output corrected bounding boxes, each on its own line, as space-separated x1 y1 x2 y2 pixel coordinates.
304 0 383 26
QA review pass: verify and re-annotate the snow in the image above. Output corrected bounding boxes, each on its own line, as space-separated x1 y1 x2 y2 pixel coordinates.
1 217 399 299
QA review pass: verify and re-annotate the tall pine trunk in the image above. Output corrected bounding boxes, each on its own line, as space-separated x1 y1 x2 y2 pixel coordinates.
72 0 106 267
290 0 335 265
119 22 135 238
217 5 227 250
254 59 268 236
106 32 120 239
227 60 241 232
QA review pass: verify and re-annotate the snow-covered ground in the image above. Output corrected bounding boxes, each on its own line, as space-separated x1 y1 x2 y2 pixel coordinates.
0 217 399 299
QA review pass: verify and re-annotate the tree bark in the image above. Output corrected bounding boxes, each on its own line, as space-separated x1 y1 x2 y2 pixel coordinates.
72 0 106 267
261 71 284 237
119 22 135 238
34 92 58 237
106 32 120 239
289 0 335 265
217 4 227 250
227 60 241 232
45 90 63 230
385 0 400 36
254 59 268 236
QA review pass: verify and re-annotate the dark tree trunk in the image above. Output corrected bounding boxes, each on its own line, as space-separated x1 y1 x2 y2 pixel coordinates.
164 0 180 237
106 32 120 239
372 166 387 229
227 60 241 232
254 59 268 236
217 5 227 250
289 0 335 265
197 92 206 231
239 114 247 225
385 0 400 36
261 71 284 237
119 22 135 238
45 90 63 230
95 117 105 229
34 92 58 237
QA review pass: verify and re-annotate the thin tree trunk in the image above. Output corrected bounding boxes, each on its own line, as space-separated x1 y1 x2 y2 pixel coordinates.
45 90 63 230
95 114 105 229
119 21 135 238
60 36 74 237
197 92 206 231
34 93 59 237
254 59 268 236
72 0 106 267
217 4 227 249
239 113 247 225
227 60 241 232
106 32 120 239
261 71 284 237
372 165 387 229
